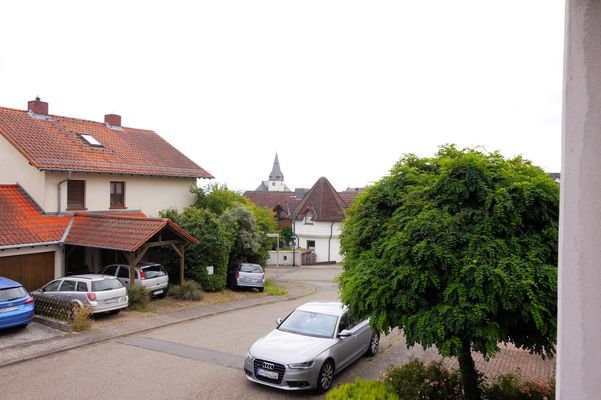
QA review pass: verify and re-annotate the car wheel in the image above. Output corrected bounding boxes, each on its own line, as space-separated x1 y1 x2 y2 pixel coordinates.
315 359 335 394
258 287 264 293
365 332 380 356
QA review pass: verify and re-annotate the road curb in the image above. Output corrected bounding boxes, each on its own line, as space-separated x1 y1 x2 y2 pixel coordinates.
0 281 317 369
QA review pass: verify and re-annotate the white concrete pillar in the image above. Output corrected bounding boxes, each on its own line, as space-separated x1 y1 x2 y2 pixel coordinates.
558 1 601 398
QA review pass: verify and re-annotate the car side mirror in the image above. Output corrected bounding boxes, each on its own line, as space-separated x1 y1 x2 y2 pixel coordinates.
276 317 283 326
338 329 353 338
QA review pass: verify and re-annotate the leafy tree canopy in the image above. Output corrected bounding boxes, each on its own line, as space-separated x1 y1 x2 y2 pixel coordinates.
338 146 559 399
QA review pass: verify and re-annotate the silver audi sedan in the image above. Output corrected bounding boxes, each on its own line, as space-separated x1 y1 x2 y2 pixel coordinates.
244 301 379 393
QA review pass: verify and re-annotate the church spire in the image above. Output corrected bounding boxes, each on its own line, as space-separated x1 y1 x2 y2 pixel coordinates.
269 153 284 181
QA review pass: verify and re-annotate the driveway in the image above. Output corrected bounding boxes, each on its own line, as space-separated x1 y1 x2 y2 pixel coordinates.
0 321 66 351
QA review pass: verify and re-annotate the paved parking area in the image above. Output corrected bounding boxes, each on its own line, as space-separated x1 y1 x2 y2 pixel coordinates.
0 321 66 350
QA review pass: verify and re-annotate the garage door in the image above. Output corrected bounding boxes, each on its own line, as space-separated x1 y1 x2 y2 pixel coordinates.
0 252 55 291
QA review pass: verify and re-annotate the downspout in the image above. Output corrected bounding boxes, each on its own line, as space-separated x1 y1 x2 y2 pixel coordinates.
57 171 72 214
292 220 296 267
328 222 334 262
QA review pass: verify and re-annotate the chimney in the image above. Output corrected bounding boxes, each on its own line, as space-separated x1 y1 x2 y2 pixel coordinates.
28 97 48 115
104 114 121 127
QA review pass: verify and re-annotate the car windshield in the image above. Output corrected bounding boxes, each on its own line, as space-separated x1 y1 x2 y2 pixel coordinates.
240 264 262 273
91 279 123 291
278 309 338 338
0 286 27 301
141 265 166 279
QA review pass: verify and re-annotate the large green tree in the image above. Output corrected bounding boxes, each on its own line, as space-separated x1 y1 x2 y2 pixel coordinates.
338 146 559 400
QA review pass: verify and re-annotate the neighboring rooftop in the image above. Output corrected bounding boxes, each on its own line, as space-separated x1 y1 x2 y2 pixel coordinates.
0 98 214 179
292 177 348 222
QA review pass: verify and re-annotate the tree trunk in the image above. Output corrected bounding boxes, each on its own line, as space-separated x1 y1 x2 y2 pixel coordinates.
457 341 481 400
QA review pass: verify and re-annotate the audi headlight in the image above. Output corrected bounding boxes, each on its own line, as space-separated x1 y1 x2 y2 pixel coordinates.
246 352 254 361
287 360 314 369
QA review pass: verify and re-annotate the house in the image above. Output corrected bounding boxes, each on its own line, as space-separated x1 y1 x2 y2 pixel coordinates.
291 177 359 263
0 98 212 290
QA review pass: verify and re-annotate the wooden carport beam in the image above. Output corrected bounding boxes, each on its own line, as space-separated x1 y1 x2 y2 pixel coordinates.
123 245 150 288
170 244 185 285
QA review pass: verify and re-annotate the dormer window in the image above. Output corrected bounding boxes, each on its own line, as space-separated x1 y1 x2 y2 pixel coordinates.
304 213 313 225
80 134 103 147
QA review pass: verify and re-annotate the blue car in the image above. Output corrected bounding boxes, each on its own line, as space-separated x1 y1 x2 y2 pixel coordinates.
0 277 34 329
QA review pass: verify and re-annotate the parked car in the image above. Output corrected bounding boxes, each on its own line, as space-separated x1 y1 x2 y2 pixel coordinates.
229 263 265 292
99 262 169 298
0 277 34 329
244 301 379 393
33 275 128 315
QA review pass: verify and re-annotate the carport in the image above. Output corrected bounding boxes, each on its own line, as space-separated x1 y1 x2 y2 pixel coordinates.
63 214 198 286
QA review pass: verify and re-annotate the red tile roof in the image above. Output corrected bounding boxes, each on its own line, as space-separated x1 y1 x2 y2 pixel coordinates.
0 185 198 250
243 191 300 217
0 185 71 246
293 177 348 222
0 106 213 179
338 191 360 207
64 214 198 252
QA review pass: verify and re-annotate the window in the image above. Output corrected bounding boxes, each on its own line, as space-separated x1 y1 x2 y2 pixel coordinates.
117 266 130 279
307 240 316 249
304 213 313 224
67 180 85 209
42 280 61 292
80 133 103 147
60 280 77 291
76 282 88 292
110 181 125 208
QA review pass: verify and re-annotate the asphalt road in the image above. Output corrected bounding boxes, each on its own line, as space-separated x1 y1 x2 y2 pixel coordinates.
0 265 395 400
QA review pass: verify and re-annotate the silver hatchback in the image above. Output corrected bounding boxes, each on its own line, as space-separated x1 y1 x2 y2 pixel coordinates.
100 262 169 297
34 275 128 314
231 263 265 292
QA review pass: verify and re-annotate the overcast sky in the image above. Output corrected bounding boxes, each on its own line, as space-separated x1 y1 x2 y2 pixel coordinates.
1 1 565 192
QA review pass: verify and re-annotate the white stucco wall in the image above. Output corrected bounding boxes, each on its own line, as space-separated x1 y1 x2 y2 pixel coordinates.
558 1 601 398
44 172 197 216
267 250 302 266
0 133 46 204
293 220 343 263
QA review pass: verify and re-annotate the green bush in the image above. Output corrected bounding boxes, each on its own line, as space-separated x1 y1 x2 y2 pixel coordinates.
326 378 398 400
168 280 203 301
128 286 150 311
384 360 464 400
483 372 555 400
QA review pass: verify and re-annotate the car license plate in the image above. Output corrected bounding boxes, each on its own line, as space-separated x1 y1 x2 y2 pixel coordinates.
256 368 278 380
0 306 18 313
105 298 118 304
154 290 163 295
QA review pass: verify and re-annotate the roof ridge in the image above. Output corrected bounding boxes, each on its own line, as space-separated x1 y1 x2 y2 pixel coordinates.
73 212 167 222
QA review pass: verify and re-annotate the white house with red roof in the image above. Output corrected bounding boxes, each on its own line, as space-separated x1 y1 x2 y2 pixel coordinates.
0 98 211 290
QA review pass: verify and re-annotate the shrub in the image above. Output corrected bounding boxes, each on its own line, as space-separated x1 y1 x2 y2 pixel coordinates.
168 280 203 301
264 279 287 296
384 360 464 400
327 378 398 400
483 372 555 400
72 305 92 331
128 286 150 311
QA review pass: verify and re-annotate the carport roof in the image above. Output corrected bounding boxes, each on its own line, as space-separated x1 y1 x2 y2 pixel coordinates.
64 213 199 251
0 184 198 251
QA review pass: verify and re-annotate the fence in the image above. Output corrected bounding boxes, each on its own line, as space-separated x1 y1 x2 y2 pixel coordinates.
33 294 76 322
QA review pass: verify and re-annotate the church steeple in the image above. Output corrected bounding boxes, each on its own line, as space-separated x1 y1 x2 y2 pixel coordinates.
255 152 291 192
269 153 284 181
